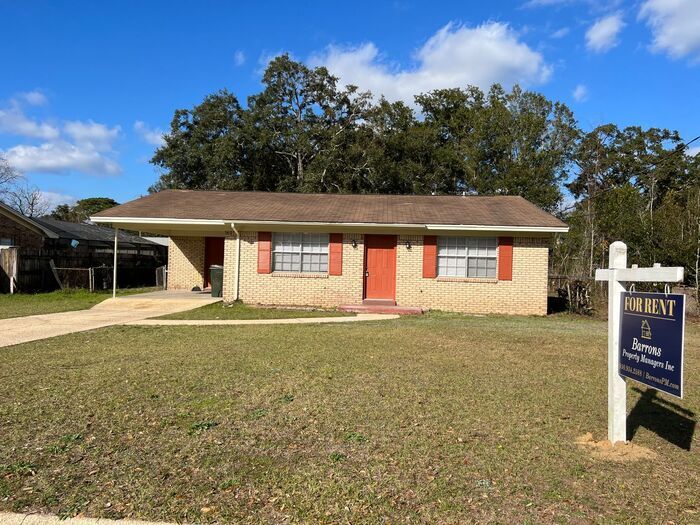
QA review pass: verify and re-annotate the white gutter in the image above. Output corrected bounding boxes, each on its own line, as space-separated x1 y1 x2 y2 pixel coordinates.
90 216 568 233
91 217 227 226
425 224 569 233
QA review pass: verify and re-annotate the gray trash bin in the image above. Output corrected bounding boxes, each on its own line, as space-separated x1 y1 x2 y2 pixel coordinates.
209 265 223 297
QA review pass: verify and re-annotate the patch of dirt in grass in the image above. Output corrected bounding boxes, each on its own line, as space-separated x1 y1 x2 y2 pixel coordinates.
575 432 657 462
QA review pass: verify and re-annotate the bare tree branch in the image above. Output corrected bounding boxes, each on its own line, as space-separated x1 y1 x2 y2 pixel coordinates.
0 153 21 193
5 184 50 217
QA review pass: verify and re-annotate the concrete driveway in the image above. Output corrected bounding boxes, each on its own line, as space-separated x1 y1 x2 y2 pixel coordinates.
0 291 221 348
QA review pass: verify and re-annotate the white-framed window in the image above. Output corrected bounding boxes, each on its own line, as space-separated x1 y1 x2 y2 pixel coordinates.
437 236 497 278
272 233 329 273
0 237 13 247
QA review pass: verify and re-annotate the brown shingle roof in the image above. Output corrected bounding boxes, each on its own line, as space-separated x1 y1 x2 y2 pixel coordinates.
94 190 567 229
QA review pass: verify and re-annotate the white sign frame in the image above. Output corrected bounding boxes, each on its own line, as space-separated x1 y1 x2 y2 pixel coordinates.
594 241 684 444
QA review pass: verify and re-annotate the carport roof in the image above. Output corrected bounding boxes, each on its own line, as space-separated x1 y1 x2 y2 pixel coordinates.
32 217 161 247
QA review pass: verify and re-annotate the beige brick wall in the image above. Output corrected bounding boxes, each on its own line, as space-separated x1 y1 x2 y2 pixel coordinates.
222 235 238 301
396 235 549 315
222 232 364 307
167 236 205 290
208 231 550 315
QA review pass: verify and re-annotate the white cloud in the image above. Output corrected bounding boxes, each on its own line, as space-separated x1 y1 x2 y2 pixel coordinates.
687 146 700 157
311 22 552 106
4 142 121 176
524 0 574 6
0 94 122 177
64 120 121 152
0 104 60 140
524 0 623 8
39 190 77 211
551 27 570 38
639 0 700 61
18 90 48 106
234 50 246 66
573 84 588 101
585 13 625 53
256 49 293 75
134 120 165 147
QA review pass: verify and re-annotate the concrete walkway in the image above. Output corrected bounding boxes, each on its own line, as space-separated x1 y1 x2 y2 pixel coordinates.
0 291 221 348
0 512 173 525
128 313 399 326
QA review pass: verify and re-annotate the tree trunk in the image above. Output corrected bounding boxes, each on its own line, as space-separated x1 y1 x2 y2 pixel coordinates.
297 155 304 183
695 217 699 304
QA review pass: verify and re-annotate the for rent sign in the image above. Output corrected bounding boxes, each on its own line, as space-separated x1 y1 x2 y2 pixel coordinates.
619 292 686 398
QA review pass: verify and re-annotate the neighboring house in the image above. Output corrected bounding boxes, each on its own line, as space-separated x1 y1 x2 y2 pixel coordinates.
0 201 167 292
0 200 57 251
92 190 568 315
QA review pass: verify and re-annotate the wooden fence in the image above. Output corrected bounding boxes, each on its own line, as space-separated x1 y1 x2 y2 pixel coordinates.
0 248 19 293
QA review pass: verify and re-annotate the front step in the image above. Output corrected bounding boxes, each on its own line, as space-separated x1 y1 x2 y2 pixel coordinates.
362 299 396 307
339 304 427 315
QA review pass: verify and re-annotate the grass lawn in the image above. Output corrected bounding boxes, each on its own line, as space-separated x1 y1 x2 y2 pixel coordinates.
0 287 161 320
157 301 354 320
0 314 698 523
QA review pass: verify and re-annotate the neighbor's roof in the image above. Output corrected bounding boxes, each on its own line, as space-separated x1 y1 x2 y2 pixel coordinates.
92 190 567 230
32 217 161 247
0 201 59 239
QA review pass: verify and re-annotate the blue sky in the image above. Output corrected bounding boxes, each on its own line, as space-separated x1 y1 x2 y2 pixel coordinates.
1 0 698 208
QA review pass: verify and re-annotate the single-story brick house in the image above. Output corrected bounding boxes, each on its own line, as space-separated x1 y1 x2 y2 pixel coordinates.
91 190 568 315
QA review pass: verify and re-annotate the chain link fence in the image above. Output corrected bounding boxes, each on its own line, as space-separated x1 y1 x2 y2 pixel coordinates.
52 265 168 292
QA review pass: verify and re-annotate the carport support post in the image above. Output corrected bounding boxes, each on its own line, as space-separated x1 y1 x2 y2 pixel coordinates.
112 227 119 298
607 241 627 444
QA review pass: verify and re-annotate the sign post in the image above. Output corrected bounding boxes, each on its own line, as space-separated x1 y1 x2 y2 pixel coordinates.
594 241 684 444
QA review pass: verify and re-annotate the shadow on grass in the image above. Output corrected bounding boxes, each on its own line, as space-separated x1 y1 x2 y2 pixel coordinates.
547 295 568 314
627 387 696 450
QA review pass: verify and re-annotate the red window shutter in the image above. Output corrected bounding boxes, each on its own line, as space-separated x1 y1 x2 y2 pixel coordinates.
257 232 272 274
328 233 343 276
423 235 437 278
498 237 513 281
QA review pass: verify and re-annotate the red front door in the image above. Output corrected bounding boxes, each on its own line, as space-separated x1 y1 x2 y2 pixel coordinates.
364 235 397 301
204 237 224 288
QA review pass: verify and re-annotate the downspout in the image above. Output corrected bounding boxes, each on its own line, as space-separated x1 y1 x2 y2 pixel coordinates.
231 223 241 301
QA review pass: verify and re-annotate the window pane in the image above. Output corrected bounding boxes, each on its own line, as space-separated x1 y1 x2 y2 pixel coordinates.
273 232 301 252
300 234 328 272
438 236 497 278
438 256 466 277
302 253 321 272
273 232 289 272
273 232 328 272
